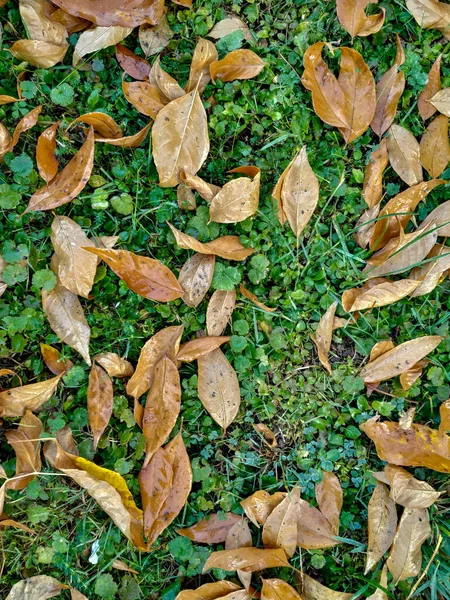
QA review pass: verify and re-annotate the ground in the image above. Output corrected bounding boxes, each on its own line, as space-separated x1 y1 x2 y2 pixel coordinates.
1 0 450 598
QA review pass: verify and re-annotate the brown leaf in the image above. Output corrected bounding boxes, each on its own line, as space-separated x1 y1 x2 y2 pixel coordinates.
262 487 300 557
139 17 173 57
365 482 397 574
311 301 338 375
296 574 353 600
421 198 450 237
387 507 431 582
0 519 35 533
177 513 241 543
410 244 450 297
42 280 91 365
261 579 303 600
210 49 265 82
94 352 134 378
73 25 133 66
418 55 441 120
168 223 254 261
315 472 342 535
127 325 183 401
177 184 197 211
342 279 419 312
116 44 150 79
406 0 450 40
0 374 62 418
5 411 43 490
139 446 173 537
142 356 181 466
111 559 139 574
95 122 152 147
180 171 221 201
25 127 94 213
179 253 215 307
206 290 236 335
71 589 89 600
371 35 405 138
177 336 230 362
40 343 72 375
175 582 242 600
84 247 183 302
420 114 450 178
208 17 252 41
362 139 389 209
198 347 240 431
50 8 89 34
240 490 286 527
51 0 164 28
367 564 389 600
361 415 450 472
360 335 441 383
36 122 59 182
152 90 209 187
440 398 450 433
336 0 385 37
209 167 260 223
429 87 450 116
10 40 68 68
20 0 68 45
0 105 42 160
122 79 165 118
6 575 69 600
149 56 185 103
88 364 114 451
203 547 289 573
386 124 423 186
296 498 339 549
253 423 278 448
226 519 253 591
186 38 218 93
70 111 123 138
376 464 441 509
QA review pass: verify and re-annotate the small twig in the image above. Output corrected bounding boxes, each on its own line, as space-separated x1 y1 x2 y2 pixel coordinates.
405 534 442 600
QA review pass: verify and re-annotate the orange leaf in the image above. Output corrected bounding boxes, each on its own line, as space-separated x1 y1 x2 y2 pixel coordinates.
177 513 242 543
88 364 114 450
36 122 59 182
210 49 265 82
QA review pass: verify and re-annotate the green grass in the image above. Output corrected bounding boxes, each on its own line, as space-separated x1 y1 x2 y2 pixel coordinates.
1 0 450 598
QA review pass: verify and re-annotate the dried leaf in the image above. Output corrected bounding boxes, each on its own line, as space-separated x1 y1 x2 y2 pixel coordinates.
208 17 252 41
209 168 260 223
207 290 236 335
139 446 173 537
177 336 230 362
0 374 62 418
139 16 173 57
362 139 389 209
168 223 254 261
126 325 183 400
116 43 150 79
386 124 423 186
94 352 134 378
177 513 241 543
20 0 67 45
142 356 181 466
367 564 388 600
152 90 209 187
311 301 338 375
181 171 221 201
240 490 286 527
315 472 342 535
71 590 89 600
179 253 215 307
296 498 339 549
6 576 68 600
262 487 300 557
0 105 42 159
203 548 289 573
371 35 405 138
296 574 353 600
226 519 253 590
36 122 59 182
84 247 183 302
429 88 450 117
336 0 385 37
149 56 185 103
254 423 277 448
10 39 68 68
406 0 450 39
122 79 165 118
74 25 132 65
386 507 431 582
418 55 441 120
40 343 72 375
0 519 35 533
177 183 197 211
70 111 123 138
96 122 152 147
51 0 164 28
111 559 139 574
186 38 218 93
410 243 450 297
210 49 265 82
377 464 441 508
25 127 94 213
343 279 419 312
197 347 240 431
6 411 43 490
176 582 241 600
50 8 89 34
421 198 450 237
42 280 91 365
365 482 397 573
88 364 114 450
261 579 303 600
420 114 450 178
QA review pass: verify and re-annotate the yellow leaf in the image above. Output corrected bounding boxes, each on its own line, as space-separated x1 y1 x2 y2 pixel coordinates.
10 40 68 68
420 114 450 178
0 375 62 418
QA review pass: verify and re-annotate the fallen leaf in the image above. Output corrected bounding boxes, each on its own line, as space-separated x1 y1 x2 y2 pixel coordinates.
0 374 62 418
262 579 303 600
122 79 165 118
70 111 123 139
296 498 339 549
10 39 68 68
336 0 385 37
240 490 286 527
429 87 450 117
6 575 69 600
210 49 265 82
177 183 197 210
181 171 221 201
5 410 43 490
420 114 450 178
186 38 218 93
50 8 89 34
0 519 35 533
94 352 134 378
386 507 431 582
203 548 289 573
96 122 152 147
152 89 209 187
418 55 441 120
316 472 342 535
36 122 59 182
406 0 450 40
168 223 254 261
177 336 230 362
139 446 173 537
375 464 441 508
262 487 300 557
84 247 183 302
253 423 277 448
139 16 173 57
197 347 240 431
116 43 150 79
177 513 241 543
386 124 423 186
25 127 94 213
111 559 139 574
126 325 183 401
20 0 68 45
208 17 252 41
226 519 253 590
239 284 276 312
410 243 450 297
176 582 242 600
362 139 389 209
207 290 236 335
367 564 389 600
342 279 420 312
421 198 450 237
88 364 114 451
73 25 132 65
142 356 181 466
365 482 397 573
209 168 260 223
311 301 338 375
40 343 72 375
0 105 42 160
296 574 353 600
51 0 164 28
371 35 405 138
149 56 185 103
178 253 215 307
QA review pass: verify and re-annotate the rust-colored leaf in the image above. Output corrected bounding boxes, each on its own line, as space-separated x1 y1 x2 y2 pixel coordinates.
139 446 173 537
186 38 218 93
209 167 260 224
70 112 123 139
95 122 152 147
51 0 164 27
362 139 389 209
240 490 286 528
262 579 303 600
386 124 423 186
262 487 300 557
5 411 43 490
36 122 59 182
88 364 114 451
177 513 241 543
94 352 134 378
203 548 289 573
336 0 385 37
177 336 230 362
365 482 397 574
116 44 150 79
179 253 215 307
206 290 236 336
311 301 338 375
168 223 254 261
420 114 450 178
210 49 265 82
40 343 72 375
139 16 173 57
0 374 62 418
316 472 342 535
418 55 441 120
122 79 165 118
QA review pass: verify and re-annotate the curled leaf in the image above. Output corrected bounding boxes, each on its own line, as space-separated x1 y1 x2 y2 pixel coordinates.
36 122 59 182
186 38 218 93
365 482 397 574
0 374 62 418
418 55 441 120
5 411 43 490
315 471 342 535
240 490 287 528
375 464 441 509
70 112 123 138
168 223 254 261
311 301 338 375
180 171 221 201
336 0 385 37
94 353 134 378
40 343 72 375
239 284 275 312
177 336 230 362
210 49 265 82
95 123 152 147
149 56 185 103
178 253 215 307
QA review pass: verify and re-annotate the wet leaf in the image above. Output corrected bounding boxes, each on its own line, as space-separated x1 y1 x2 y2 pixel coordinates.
70 111 122 138
296 574 353 600
178 253 215 307
5 411 43 490
94 352 134 378
177 336 230 362
210 49 265 82
375 464 441 508
315 472 342 535
186 38 218 93
95 122 152 147
0 374 62 418
240 490 286 528
51 0 164 28
116 43 150 79
311 301 338 375
139 16 173 57
142 356 181 466
84 247 183 302
6 575 68 600
209 167 260 223
177 513 241 543
36 122 59 182
336 0 385 37
197 347 240 431
420 114 450 178
386 124 423 186
168 223 254 261
203 548 289 573
88 364 114 451
262 487 300 557
261 579 303 600
10 40 68 68
149 56 185 103
126 325 183 401
73 25 132 65
139 446 173 537
342 279 419 312
40 343 72 375
362 139 389 209
406 0 450 40
208 17 252 41
122 79 165 118
365 482 397 574
176 582 241 600
226 519 253 590
25 127 94 213
371 35 405 138
418 55 441 120
386 507 430 582
152 90 209 187
207 290 236 335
